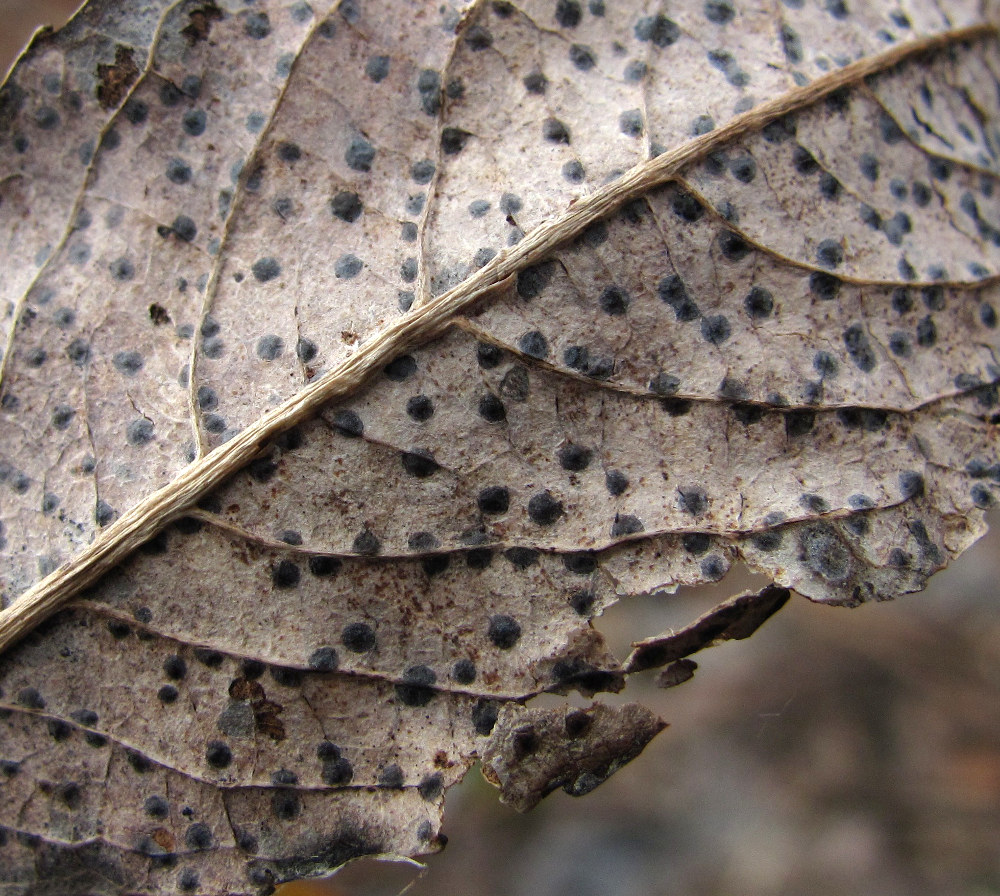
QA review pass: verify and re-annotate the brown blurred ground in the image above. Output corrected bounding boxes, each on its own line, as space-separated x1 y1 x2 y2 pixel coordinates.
3 8 999 895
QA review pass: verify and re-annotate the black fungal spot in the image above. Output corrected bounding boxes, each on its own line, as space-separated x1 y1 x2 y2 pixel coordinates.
401 450 439 478
184 823 213 851
405 395 434 422
446 658 476 686
816 239 844 268
396 666 437 707
568 589 595 616
743 286 773 319
701 555 727 581
528 491 563 525
329 410 364 440
843 324 877 371
916 315 937 347
487 614 521 648
550 442 592 477
308 647 339 672
556 0 582 26
384 354 417 380
611 514 644 537
859 152 879 182
813 351 838 379
819 172 841 199
346 135 375 171
164 655 187 681
605 469 629 495
337 621 377 654
251 257 281 283
478 486 510 515
729 153 756 182
364 55 390 83
330 191 363 223
635 13 679 46
921 285 945 311
271 560 301 589
671 190 704 222
256 334 284 362
125 749 153 774
799 524 850 582
619 109 644 137
441 127 470 154
417 69 441 115
352 530 381 555
523 70 549 94
800 493 829 514
543 117 571 144
562 160 585 183
505 547 539 569
46 718 71 741
471 700 500 737
809 271 841 301
780 23 802 62
569 43 596 70
598 285 630 315
109 257 135 281
718 231 751 262
899 470 925 499
357 760 396 792
678 487 708 516
563 552 597 575
704 0 735 23
888 331 911 357
516 262 554 299
422 555 450 577
193 648 224 669
658 274 700 321
700 315 731 345
478 393 507 423
335 254 363 278
784 409 816 438
518 330 549 359
836 407 888 432
678 533 710 557
465 24 493 50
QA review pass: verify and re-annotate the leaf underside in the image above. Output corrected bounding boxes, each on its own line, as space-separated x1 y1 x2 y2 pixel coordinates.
1 0 999 892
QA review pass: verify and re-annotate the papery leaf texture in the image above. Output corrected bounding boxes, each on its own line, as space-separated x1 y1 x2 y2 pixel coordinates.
1 0 999 892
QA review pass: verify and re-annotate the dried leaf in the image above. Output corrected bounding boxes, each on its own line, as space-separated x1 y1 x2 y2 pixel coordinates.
623 584 791 673
480 702 667 812
1 0 999 892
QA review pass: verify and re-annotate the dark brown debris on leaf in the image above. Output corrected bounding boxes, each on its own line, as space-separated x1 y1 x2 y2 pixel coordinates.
181 2 225 45
95 45 139 109
480 703 667 812
624 585 791 673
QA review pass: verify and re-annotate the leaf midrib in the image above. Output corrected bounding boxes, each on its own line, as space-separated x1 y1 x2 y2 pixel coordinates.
0 21 994 657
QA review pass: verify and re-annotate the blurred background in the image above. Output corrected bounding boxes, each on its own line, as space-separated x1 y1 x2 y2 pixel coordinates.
3 5 999 894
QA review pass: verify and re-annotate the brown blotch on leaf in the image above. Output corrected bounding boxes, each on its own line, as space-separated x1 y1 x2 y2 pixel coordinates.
181 3 225 45
624 584 791 673
95 46 140 110
227 677 286 740
150 828 175 852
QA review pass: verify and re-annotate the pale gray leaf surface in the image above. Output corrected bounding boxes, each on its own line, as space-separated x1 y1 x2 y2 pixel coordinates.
0 0 172 349
1 0 999 893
